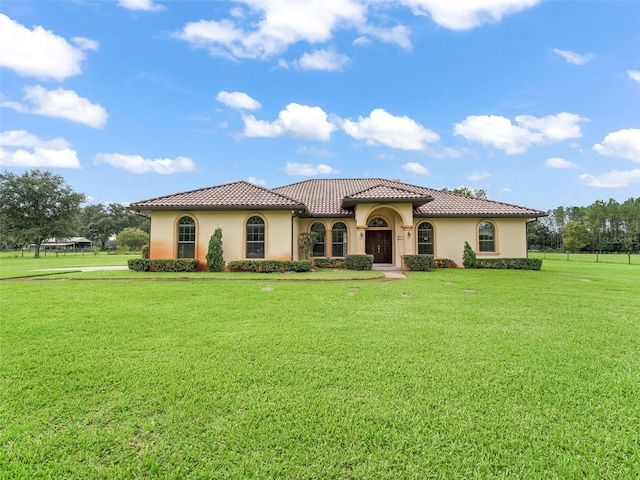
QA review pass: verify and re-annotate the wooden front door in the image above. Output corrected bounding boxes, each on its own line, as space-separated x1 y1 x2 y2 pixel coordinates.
366 230 392 263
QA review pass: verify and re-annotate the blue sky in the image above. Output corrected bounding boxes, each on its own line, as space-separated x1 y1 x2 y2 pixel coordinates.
1 0 639 211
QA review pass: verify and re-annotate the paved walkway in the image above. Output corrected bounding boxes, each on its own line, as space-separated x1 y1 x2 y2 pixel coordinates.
33 266 129 272
381 270 406 279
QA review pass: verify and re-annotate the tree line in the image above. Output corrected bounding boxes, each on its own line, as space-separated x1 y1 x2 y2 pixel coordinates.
1 169 149 257
528 198 640 253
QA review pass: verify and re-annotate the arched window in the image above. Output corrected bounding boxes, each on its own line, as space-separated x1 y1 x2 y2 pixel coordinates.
246 216 265 258
368 217 388 227
311 222 326 257
479 221 495 252
332 222 348 257
177 216 195 258
417 222 434 255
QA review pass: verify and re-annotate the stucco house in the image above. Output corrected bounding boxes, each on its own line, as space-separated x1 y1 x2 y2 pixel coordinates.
129 178 546 270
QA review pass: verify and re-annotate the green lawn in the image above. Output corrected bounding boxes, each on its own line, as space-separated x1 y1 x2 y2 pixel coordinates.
2 259 639 478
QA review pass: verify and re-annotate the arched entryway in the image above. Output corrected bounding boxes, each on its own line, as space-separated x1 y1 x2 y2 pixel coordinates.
365 216 392 263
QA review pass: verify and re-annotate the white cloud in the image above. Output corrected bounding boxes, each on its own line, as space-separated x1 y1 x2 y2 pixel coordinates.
296 49 350 71
247 176 267 186
467 171 490 181
343 108 439 150
296 146 334 157
284 162 339 176
243 103 336 141
454 112 587 154
579 169 640 188
216 91 261 110
0 130 80 169
552 48 594 65
546 157 577 169
401 162 429 175
399 0 540 30
117 0 165 12
628 70 640 83
11 86 108 129
361 24 412 49
175 0 366 60
593 129 640 162
95 153 197 174
0 14 95 81
72 37 99 51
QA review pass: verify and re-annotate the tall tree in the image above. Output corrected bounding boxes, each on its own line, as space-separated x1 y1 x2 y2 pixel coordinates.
0 169 85 257
562 220 591 253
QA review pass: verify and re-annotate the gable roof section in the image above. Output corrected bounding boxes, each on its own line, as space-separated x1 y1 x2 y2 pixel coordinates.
129 181 305 211
341 183 432 209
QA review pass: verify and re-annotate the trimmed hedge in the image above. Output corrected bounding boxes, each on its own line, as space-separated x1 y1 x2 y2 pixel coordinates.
345 254 374 270
474 258 543 271
128 259 199 272
403 254 434 271
314 258 346 269
228 260 312 273
434 258 457 269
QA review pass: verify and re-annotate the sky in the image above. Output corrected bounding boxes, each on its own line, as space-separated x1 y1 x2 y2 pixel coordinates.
1 0 639 212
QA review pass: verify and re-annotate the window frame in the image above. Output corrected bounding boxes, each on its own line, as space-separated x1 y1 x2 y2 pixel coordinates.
177 215 196 259
417 222 434 255
478 221 496 252
310 222 326 257
331 222 348 257
246 215 265 259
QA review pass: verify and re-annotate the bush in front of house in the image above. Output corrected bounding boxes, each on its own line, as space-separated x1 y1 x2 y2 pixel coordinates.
474 258 543 271
434 258 457 269
141 245 149 259
345 254 374 270
206 227 225 272
314 258 346 269
462 241 477 268
403 254 435 271
128 259 199 272
228 260 312 273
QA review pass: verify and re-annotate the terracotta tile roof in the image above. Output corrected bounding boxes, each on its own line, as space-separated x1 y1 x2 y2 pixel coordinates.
130 178 546 218
273 179 546 217
129 181 305 210
342 184 432 209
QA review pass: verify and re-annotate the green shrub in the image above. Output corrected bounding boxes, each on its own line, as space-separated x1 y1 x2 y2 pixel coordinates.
474 258 543 270
206 227 225 272
463 241 477 268
141 245 149 259
403 254 434 271
345 254 374 270
127 259 199 272
228 260 312 273
314 258 346 269
434 258 457 269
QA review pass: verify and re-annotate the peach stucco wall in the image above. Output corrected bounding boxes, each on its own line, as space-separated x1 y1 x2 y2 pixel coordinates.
149 208 529 269
421 217 528 266
149 210 294 269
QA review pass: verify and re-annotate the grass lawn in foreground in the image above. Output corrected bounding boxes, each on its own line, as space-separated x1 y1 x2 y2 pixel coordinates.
1 260 639 478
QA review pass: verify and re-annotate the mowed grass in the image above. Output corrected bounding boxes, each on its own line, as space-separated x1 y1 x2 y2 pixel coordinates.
2 260 639 478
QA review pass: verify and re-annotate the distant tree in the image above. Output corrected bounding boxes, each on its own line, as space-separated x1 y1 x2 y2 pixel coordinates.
80 202 150 249
206 227 225 272
0 169 85 258
442 186 487 199
562 220 591 252
116 227 149 251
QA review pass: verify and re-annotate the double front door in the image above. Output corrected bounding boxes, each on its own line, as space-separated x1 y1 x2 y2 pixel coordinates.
366 230 392 263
